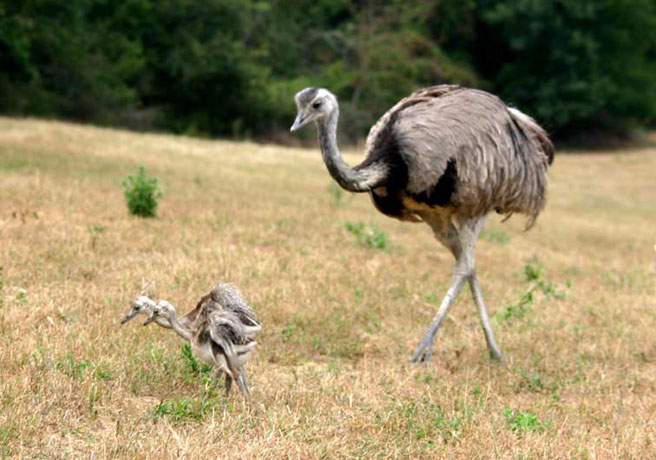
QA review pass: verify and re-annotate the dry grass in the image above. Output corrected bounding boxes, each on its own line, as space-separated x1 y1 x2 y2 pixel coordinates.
1 117 655 459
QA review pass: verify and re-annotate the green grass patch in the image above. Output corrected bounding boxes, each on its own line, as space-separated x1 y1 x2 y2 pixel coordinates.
504 409 551 433
153 397 215 421
180 343 213 380
55 352 114 381
344 222 389 250
495 258 569 323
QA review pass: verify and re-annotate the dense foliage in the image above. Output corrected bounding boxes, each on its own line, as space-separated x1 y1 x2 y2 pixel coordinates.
1 0 655 142
122 166 162 218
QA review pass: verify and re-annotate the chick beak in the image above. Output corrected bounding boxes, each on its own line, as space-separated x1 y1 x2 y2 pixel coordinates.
142 314 156 326
121 310 137 325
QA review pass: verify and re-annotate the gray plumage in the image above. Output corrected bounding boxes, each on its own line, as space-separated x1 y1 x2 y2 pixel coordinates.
194 282 260 335
126 283 261 399
365 86 552 226
191 283 262 366
291 85 554 364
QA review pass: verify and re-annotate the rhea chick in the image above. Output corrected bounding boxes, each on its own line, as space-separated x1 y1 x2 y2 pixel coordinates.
144 300 256 399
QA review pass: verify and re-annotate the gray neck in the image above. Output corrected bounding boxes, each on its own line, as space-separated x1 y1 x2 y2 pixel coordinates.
155 317 173 329
317 109 380 192
168 312 194 342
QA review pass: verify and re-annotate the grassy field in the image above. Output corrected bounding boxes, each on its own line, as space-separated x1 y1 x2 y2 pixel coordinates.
1 117 655 459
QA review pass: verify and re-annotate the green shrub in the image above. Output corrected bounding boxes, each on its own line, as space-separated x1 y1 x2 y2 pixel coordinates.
122 166 162 218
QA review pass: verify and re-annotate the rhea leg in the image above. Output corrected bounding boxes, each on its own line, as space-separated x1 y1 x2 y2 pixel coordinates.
237 367 251 400
212 369 223 387
224 374 234 396
412 217 467 364
412 216 503 364
411 270 468 363
469 272 505 363
224 360 250 401
212 369 233 396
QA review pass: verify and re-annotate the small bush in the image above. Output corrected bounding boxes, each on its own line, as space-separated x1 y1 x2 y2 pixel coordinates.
122 166 162 218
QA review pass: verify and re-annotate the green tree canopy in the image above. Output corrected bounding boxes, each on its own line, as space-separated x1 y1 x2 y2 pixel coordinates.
1 0 655 142
475 0 656 134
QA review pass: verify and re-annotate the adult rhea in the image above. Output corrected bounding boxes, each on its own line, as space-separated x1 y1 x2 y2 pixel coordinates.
290 86 553 364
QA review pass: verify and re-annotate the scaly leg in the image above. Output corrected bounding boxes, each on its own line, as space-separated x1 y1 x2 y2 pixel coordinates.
411 270 468 364
237 367 251 400
469 273 505 364
212 370 224 388
224 373 233 396
211 369 233 396
412 216 489 364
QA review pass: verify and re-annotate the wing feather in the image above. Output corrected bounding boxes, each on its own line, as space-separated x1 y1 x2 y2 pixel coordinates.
364 85 461 158
374 88 552 222
207 310 257 366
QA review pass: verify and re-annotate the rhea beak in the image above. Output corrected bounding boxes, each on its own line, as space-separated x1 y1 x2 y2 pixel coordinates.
121 310 137 325
290 111 310 132
142 314 156 326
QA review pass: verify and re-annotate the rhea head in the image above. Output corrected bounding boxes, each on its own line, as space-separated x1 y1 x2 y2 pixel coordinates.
143 300 176 326
121 296 156 325
290 88 338 132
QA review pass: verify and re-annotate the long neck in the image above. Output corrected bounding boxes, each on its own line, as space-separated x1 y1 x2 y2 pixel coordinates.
168 312 194 342
317 109 382 192
155 317 173 329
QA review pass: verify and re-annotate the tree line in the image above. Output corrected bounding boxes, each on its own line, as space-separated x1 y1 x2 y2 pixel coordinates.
1 0 655 143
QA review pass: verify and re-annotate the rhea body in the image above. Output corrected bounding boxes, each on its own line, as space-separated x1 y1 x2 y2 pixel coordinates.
291 86 553 363
123 283 261 398
145 300 257 398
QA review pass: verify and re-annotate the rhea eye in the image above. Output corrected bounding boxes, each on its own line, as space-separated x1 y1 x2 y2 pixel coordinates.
312 100 322 109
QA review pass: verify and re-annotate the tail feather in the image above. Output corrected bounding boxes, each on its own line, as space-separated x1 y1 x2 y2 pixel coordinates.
507 108 554 165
